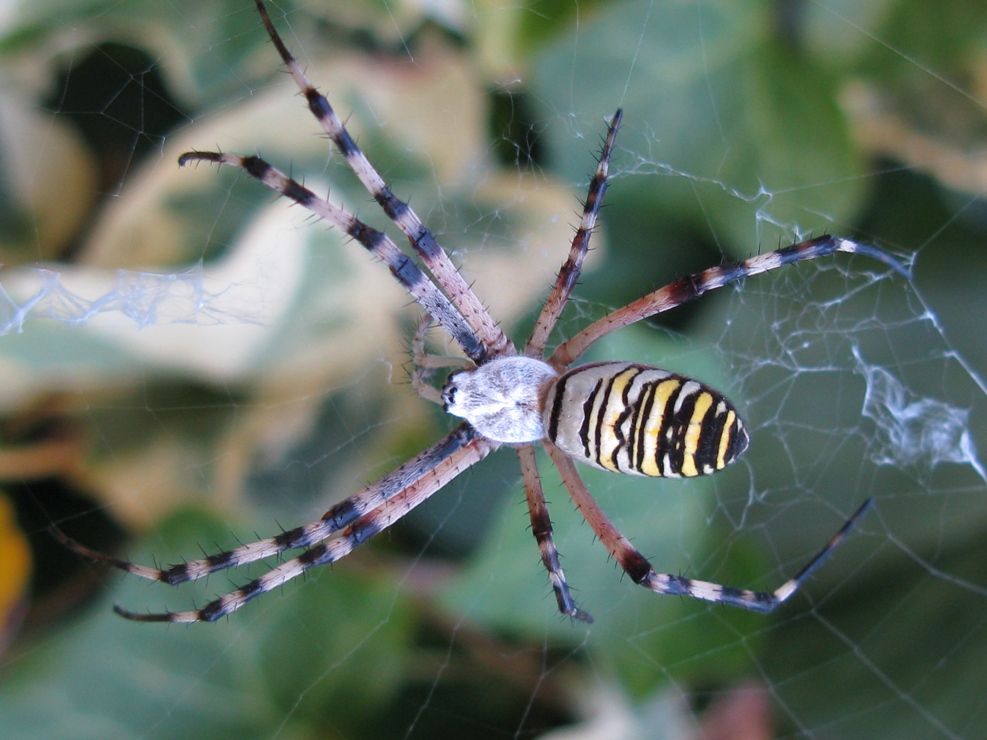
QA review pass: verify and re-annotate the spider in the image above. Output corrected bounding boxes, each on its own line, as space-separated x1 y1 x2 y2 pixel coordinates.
58 0 909 624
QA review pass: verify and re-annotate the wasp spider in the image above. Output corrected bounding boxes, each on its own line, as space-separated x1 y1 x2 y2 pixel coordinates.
58 0 909 624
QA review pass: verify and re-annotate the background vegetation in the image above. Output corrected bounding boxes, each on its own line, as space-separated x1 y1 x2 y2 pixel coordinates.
0 1 986 737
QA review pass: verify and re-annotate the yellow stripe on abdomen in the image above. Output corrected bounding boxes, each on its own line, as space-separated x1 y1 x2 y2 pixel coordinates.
681 390 714 477
639 378 682 476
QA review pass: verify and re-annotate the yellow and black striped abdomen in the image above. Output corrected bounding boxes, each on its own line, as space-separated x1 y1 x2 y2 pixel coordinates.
544 362 749 477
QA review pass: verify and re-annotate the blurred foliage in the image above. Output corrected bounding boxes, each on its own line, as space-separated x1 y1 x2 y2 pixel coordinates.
0 0 986 738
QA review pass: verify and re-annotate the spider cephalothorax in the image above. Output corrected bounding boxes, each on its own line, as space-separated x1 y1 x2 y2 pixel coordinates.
442 357 558 443
57 0 908 624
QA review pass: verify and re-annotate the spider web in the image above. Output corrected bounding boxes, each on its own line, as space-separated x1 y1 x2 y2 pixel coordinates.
1 1 986 738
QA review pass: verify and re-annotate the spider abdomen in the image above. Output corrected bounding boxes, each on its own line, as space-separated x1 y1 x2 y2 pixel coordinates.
544 362 749 477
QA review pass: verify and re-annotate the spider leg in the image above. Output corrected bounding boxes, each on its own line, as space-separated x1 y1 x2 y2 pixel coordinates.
517 445 592 622
57 425 494 619
526 109 621 357
547 443 871 613
410 313 471 405
550 235 912 366
253 0 511 358
179 150 485 363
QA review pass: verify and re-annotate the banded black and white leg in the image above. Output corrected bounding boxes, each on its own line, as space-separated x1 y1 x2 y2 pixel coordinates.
518 444 590 622
178 151 487 364
548 445 873 612
251 0 510 357
55 425 496 622
552 235 911 367
525 108 622 357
